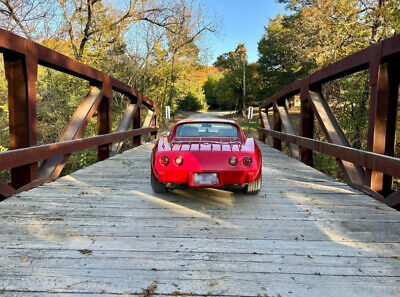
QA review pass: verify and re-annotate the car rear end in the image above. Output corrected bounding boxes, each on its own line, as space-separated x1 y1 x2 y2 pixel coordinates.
152 137 262 188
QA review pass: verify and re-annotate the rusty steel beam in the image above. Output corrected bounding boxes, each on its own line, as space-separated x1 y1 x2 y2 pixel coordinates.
132 101 141 147
0 181 17 199
150 112 157 140
384 191 400 208
0 29 154 109
259 35 400 109
275 102 300 158
258 108 271 143
39 86 103 179
97 77 112 161
309 91 365 186
111 104 137 154
272 105 282 150
257 128 400 179
0 127 157 172
366 60 400 194
142 109 155 143
4 47 38 189
299 84 314 166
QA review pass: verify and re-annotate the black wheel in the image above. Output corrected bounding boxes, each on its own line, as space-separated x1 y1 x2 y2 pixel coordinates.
151 174 168 193
244 177 261 195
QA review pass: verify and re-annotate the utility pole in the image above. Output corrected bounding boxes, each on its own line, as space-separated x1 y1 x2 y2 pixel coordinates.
242 53 246 115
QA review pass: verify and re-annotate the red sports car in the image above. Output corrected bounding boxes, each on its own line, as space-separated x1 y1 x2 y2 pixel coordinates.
150 118 262 194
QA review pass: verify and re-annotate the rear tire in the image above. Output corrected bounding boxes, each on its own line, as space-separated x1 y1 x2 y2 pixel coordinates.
151 174 168 193
244 177 261 195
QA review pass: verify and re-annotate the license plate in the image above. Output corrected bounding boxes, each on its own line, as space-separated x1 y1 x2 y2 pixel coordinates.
193 173 218 185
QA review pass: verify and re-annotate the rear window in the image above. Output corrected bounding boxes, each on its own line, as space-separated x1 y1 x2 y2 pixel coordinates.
176 123 239 137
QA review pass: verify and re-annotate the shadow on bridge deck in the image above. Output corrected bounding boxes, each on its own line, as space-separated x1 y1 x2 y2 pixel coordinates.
1 142 399 296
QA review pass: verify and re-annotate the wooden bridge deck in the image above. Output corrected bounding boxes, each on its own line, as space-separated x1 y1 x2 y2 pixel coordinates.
1 141 399 296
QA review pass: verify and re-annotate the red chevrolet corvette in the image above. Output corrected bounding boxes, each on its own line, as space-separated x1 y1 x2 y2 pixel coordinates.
150 118 262 194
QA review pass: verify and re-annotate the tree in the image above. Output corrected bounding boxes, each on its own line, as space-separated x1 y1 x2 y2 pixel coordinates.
213 44 248 112
0 0 55 40
261 0 400 183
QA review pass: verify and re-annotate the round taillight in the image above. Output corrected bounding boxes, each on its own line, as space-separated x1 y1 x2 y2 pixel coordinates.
229 156 238 166
175 156 183 166
242 156 252 166
160 156 169 165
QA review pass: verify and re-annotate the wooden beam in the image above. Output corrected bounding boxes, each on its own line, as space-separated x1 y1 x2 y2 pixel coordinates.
257 128 400 179
39 86 103 179
142 109 155 143
272 105 282 151
299 84 314 166
309 91 365 186
384 191 400 208
0 181 17 199
132 101 141 147
4 48 38 189
258 108 271 143
0 127 157 173
111 104 137 155
97 76 112 161
366 61 400 195
275 102 300 158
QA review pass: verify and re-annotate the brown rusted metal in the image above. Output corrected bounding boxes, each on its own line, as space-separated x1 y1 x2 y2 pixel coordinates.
299 84 314 166
366 59 400 195
258 35 400 207
39 86 103 179
275 102 300 158
4 48 38 189
0 127 157 173
259 34 400 109
272 104 282 150
308 91 365 186
132 101 141 147
150 112 157 140
0 29 154 109
0 29 158 199
384 191 400 208
257 128 400 179
111 104 137 154
0 181 17 199
97 76 113 161
258 108 270 143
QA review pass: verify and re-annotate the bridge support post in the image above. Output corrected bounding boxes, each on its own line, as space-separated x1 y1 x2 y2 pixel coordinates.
366 59 400 195
132 99 141 147
300 84 314 166
97 76 112 161
4 48 38 189
150 113 157 140
272 104 282 151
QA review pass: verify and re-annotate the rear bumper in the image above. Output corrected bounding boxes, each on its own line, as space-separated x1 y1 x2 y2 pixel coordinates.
154 167 261 187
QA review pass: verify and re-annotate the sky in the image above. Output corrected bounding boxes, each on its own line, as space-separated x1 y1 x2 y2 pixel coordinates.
205 0 287 64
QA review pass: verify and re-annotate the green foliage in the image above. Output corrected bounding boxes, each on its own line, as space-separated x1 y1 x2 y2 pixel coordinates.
0 0 215 184
206 44 264 111
178 92 204 111
258 0 400 186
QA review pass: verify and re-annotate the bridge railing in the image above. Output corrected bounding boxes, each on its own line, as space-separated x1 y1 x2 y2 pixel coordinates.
258 34 400 208
0 29 158 199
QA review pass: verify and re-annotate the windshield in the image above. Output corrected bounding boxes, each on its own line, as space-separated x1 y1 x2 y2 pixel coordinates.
176 123 239 137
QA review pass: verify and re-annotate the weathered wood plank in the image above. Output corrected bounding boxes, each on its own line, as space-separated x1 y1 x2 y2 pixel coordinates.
1 140 399 297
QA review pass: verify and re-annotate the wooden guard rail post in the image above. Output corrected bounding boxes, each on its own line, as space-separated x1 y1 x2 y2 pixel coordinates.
258 35 400 208
0 29 158 200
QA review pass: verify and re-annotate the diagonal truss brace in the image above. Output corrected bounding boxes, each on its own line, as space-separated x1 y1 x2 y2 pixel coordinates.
111 104 138 155
274 103 300 159
309 91 365 186
258 108 271 143
39 86 103 179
